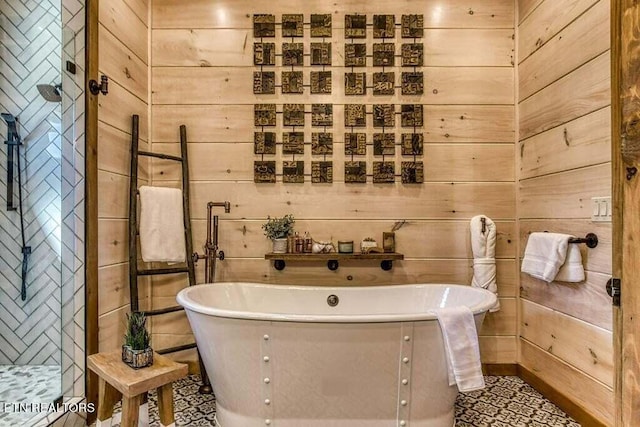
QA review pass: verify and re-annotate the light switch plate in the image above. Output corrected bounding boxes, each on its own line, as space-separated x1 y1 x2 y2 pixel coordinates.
591 196 612 222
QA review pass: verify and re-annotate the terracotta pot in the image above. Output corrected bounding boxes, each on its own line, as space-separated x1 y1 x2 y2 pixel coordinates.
122 345 153 369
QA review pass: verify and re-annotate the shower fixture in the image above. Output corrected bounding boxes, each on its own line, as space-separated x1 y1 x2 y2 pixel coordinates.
2 113 31 301
37 83 63 103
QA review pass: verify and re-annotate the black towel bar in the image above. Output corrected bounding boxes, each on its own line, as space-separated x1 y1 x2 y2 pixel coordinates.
568 233 598 248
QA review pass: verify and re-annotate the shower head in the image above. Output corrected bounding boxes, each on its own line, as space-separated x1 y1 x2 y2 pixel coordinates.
36 83 62 103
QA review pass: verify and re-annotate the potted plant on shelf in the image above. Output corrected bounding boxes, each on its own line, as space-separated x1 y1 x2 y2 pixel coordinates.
122 312 153 369
262 214 295 253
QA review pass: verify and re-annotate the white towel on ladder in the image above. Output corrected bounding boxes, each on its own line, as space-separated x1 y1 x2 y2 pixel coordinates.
435 306 485 392
470 215 500 312
139 186 186 263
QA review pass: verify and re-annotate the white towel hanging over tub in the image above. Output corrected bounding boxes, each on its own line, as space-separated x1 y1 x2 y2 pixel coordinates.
470 215 500 312
139 185 186 263
435 306 486 392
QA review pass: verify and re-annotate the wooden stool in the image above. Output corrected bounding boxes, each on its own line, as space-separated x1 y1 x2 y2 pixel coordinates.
88 350 188 427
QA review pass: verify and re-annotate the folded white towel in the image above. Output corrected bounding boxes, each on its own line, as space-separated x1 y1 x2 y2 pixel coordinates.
555 244 585 283
139 186 186 263
470 215 500 312
435 306 485 392
521 232 570 282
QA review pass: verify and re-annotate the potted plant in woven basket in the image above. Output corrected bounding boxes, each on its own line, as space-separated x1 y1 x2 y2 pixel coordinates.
122 312 153 369
262 214 295 253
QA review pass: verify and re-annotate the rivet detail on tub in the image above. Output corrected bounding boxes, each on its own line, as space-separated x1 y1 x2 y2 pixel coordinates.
260 325 275 424
398 322 415 426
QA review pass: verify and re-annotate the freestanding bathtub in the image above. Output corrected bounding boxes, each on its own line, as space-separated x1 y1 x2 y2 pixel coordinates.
177 283 497 427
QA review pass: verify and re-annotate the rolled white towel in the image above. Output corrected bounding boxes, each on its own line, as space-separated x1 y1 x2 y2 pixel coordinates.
470 215 500 312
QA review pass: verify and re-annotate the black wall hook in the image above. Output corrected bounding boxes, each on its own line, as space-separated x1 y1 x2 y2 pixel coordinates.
89 75 109 95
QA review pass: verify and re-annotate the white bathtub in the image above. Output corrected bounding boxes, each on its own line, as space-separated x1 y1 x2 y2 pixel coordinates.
177 283 497 427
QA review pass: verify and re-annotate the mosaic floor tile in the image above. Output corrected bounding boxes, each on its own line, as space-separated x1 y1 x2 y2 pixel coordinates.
99 375 580 427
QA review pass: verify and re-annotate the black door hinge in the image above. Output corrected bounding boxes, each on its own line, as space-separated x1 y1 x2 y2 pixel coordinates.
606 278 621 307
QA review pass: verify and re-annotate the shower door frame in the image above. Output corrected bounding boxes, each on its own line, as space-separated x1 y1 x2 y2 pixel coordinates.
85 0 100 423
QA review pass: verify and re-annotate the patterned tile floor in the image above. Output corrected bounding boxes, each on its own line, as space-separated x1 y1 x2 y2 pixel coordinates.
0 365 61 427
107 375 580 427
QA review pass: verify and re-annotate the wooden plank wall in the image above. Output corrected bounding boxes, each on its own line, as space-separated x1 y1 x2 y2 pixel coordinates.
150 0 517 366
517 0 613 424
97 0 150 352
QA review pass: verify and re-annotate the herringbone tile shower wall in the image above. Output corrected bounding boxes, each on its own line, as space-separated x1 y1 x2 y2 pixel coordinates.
0 0 63 365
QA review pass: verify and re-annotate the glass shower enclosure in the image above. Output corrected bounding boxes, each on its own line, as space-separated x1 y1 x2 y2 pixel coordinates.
0 1 84 425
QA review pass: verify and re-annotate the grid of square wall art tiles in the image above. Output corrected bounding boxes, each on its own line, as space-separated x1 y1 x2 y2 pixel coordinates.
253 14 425 184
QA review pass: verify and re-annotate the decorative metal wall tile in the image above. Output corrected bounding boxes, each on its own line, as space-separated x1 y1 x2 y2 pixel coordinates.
282 42 304 65
401 162 424 183
345 44 367 67
310 42 332 65
401 14 424 38
401 104 424 127
373 133 396 155
283 161 305 183
373 43 395 66
254 161 276 183
401 43 424 66
373 161 396 183
401 133 424 155
283 104 305 126
345 161 367 183
344 104 367 127
401 72 424 95
345 15 367 38
373 15 395 38
282 71 304 93
254 14 276 37
345 133 367 155
311 71 332 94
253 71 275 94
312 133 333 154
345 72 366 95
373 104 395 127
311 14 332 37
282 14 304 37
255 104 277 126
312 161 333 183
283 132 305 154
312 104 333 126
254 42 276 65
255 131 277 154
373 72 395 95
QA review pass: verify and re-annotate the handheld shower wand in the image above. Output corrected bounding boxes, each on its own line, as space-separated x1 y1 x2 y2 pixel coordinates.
2 113 31 301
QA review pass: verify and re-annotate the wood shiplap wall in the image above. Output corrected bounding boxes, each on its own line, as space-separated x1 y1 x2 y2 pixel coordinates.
150 0 517 366
97 0 150 352
517 0 613 424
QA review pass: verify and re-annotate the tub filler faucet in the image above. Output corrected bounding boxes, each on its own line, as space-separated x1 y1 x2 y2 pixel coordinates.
194 201 231 284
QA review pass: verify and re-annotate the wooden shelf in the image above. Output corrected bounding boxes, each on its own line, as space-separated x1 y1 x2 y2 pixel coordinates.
264 252 404 271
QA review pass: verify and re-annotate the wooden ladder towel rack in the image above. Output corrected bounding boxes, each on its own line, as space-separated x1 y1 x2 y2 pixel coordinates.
127 114 212 393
